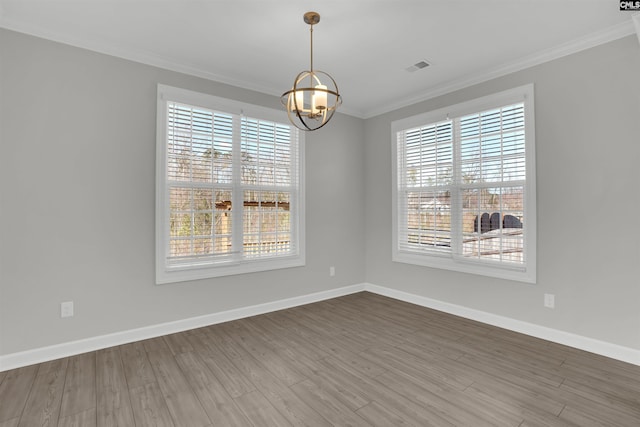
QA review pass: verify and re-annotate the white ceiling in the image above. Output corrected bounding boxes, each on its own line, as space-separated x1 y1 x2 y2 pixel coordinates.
1 1 637 118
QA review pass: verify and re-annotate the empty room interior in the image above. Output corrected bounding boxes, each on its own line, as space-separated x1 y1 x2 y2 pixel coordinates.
1 1 640 426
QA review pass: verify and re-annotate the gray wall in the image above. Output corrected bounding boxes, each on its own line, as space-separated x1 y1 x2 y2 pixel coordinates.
0 29 365 355
2 28 639 357
364 35 640 350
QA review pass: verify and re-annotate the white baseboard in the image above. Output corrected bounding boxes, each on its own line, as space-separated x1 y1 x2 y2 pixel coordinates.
0 284 365 372
364 283 640 366
2 282 638 371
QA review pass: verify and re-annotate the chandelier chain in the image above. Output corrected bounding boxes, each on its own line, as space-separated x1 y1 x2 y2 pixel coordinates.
309 25 314 72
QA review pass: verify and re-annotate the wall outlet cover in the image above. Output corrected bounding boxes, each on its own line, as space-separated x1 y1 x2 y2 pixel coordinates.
61 301 74 318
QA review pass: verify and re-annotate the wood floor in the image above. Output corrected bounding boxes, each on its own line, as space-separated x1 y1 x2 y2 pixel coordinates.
1 292 639 427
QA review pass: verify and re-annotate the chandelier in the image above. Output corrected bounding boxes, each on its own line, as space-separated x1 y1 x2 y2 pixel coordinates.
281 11 342 131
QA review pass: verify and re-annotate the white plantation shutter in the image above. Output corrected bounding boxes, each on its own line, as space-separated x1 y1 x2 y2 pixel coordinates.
456 103 526 264
392 85 536 283
156 85 305 284
397 120 453 254
240 117 300 258
167 103 235 263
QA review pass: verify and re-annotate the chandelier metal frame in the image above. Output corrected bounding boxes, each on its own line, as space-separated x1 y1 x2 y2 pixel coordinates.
281 12 342 131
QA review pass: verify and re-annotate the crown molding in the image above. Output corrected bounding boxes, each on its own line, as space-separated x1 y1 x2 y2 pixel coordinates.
0 15 635 121
0 17 363 119
0 18 279 94
362 19 637 119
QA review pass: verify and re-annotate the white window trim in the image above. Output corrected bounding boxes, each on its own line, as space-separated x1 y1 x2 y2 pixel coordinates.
156 85 305 284
391 84 536 283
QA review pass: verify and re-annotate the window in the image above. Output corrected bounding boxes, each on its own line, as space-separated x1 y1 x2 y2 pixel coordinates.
392 85 536 283
156 85 304 284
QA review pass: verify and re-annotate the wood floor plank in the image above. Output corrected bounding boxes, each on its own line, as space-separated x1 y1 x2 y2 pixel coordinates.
234 390 292 426
465 374 565 419
183 330 213 355
361 344 475 391
377 369 520 427
519 409 581 427
460 332 566 369
141 336 171 354
264 311 330 350
18 358 68 427
269 310 387 379
287 303 352 336
314 300 416 349
0 418 19 427
318 356 455 426
244 314 331 361
120 341 156 389
0 365 38 422
457 352 569 411
461 379 573 427
452 347 564 388
57 408 97 427
338 294 458 337
277 352 372 412
243 371 335 426
560 376 640 414
558 405 613 427
396 329 470 361
187 332 257 398
245 313 386 380
60 352 96 418
219 319 307 386
561 348 640 382
96 348 135 427
486 326 563 355
163 332 194 356
129 382 175 427
283 311 371 354
174 351 252 425
559 359 640 403
213 328 332 426
341 293 493 345
355 401 414 427
146 349 211 427
290 379 371 426
555 380 640 426
325 296 418 336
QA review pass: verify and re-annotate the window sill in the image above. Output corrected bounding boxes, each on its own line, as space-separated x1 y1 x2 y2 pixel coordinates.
156 255 305 284
392 250 536 284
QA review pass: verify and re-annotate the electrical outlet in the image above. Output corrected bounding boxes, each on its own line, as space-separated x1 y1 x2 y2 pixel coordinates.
61 301 74 318
329 266 335 277
544 294 555 309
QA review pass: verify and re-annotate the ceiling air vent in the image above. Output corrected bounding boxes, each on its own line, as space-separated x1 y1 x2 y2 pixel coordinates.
405 60 431 72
